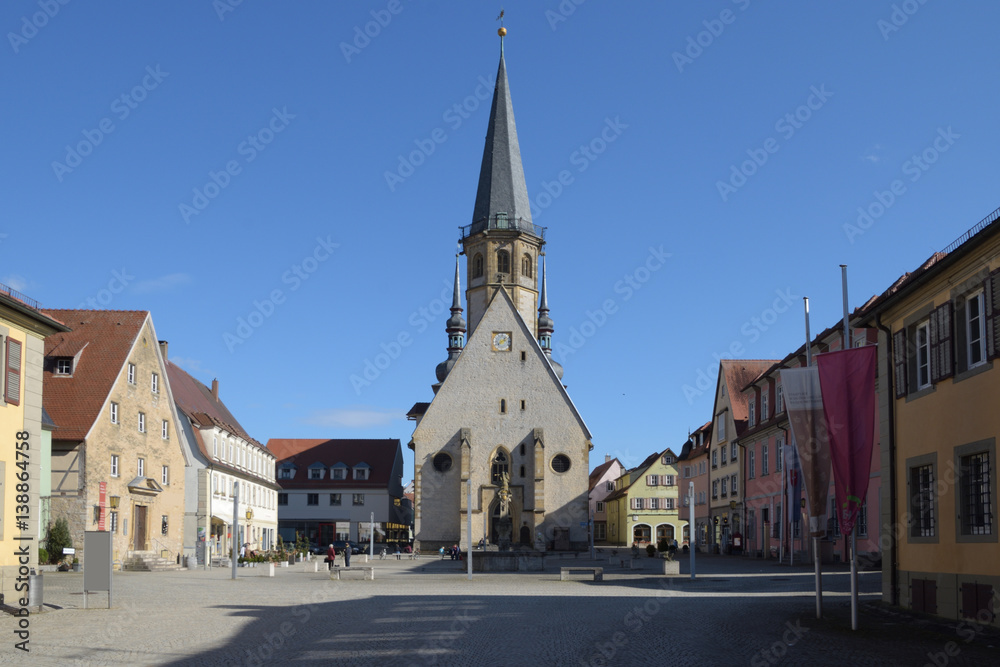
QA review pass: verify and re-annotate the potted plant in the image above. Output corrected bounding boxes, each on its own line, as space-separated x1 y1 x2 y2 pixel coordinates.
645 544 656 558
72 556 80 572
662 548 680 575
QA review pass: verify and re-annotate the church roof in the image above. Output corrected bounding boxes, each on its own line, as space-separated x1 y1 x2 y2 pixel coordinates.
469 53 536 236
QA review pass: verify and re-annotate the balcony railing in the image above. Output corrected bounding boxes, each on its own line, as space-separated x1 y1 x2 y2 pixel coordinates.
460 213 546 240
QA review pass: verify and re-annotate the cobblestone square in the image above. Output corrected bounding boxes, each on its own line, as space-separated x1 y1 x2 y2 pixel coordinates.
4 553 998 666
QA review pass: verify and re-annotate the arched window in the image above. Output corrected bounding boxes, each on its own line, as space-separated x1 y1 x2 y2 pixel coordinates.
473 253 484 278
497 250 510 275
519 465 526 478
522 254 533 278
491 449 510 485
499 399 506 414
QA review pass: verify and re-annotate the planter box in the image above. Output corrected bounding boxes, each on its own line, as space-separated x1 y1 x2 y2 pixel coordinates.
662 560 680 575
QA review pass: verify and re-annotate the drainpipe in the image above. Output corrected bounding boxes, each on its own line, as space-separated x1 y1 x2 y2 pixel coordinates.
875 313 899 607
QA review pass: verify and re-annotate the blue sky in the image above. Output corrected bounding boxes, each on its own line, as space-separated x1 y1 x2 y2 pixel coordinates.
4 1 1000 482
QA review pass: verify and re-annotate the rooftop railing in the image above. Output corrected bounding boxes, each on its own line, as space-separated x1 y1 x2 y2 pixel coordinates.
460 213 546 240
0 282 41 310
940 205 1000 255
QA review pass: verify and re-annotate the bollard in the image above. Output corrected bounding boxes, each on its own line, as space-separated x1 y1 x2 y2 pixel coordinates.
28 572 43 609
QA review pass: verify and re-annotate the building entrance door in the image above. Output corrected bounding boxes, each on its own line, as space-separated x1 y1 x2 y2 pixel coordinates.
133 505 148 551
318 522 336 547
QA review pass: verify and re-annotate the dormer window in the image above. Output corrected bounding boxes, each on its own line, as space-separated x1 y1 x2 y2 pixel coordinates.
278 466 295 480
54 358 72 375
354 463 371 481
332 464 347 480
308 463 325 480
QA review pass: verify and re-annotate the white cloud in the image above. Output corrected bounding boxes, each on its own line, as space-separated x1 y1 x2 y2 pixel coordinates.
131 273 193 294
304 407 402 429
862 143 883 163
1 275 30 293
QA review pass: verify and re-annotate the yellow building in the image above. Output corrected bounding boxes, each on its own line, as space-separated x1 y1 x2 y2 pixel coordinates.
0 285 68 603
860 208 1000 626
605 448 682 548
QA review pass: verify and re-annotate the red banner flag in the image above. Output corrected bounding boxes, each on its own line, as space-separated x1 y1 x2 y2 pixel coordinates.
780 367 831 538
816 346 877 537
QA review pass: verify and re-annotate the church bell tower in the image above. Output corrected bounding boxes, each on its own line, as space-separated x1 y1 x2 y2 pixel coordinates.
460 31 545 337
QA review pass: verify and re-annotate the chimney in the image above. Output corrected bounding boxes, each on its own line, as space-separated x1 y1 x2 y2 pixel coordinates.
211 379 219 401
604 454 610 463
158 340 168 362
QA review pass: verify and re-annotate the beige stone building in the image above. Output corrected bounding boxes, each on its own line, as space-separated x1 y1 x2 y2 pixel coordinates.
407 42 593 552
43 310 186 568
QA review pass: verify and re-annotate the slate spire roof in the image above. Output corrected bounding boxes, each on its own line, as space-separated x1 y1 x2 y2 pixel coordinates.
470 51 535 235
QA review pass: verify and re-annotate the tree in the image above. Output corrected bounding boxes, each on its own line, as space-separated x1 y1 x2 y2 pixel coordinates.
46 518 73 563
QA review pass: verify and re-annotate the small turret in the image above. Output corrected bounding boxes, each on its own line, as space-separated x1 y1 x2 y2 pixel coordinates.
434 255 466 391
537 254 563 380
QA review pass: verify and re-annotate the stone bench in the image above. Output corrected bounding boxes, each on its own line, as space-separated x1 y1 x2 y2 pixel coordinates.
330 566 375 581
560 567 603 582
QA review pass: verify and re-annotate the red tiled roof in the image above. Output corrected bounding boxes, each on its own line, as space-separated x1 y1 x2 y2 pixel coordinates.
721 360 777 423
588 457 620 491
41 310 149 442
266 438 401 489
166 360 260 448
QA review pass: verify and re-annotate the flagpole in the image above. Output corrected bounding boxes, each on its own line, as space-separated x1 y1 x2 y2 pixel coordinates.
841 265 859 631
780 446 785 564
804 297 822 620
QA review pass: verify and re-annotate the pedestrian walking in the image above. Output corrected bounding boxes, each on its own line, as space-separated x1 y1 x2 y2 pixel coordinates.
344 544 351 567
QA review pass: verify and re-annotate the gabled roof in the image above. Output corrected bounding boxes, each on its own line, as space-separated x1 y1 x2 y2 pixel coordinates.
432 287 593 441
166 360 260 447
588 457 621 492
266 439 401 490
718 360 778 439
41 310 149 441
470 52 534 233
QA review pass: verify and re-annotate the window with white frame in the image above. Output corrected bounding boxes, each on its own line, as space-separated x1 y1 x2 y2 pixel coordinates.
749 450 755 478
684 465 691 478
712 450 718 467
127 362 136 384
330 493 341 506
138 457 145 477
661 454 674 465
665 498 676 510
111 455 119 477
717 414 726 441
649 498 659 510
748 399 755 427
278 467 294 480
761 391 769 421
110 402 118 424
731 474 738 495
161 420 169 439
110 510 118 533
354 467 369 481
712 481 719 499
55 358 72 375
606 481 615 492
151 372 158 393
967 291 986 369
721 478 728 496
213 436 218 458
309 466 324 480
647 475 659 486
162 465 169 485
916 321 931 389
730 443 737 461
353 494 365 506
138 412 145 433
632 497 645 510
333 467 346 480
663 475 676 486
776 383 783 413
596 501 605 513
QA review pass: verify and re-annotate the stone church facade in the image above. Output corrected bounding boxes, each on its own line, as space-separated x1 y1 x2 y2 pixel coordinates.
408 35 593 552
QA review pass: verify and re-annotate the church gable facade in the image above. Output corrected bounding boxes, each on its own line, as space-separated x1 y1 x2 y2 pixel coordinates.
411 289 591 551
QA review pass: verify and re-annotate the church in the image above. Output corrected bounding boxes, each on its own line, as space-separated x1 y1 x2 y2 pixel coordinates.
407 29 593 553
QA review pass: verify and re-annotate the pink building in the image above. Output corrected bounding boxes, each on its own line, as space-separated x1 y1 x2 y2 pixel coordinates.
588 456 624 544
739 320 882 564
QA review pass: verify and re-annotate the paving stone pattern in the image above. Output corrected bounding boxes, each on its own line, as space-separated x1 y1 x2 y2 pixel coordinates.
3 553 998 666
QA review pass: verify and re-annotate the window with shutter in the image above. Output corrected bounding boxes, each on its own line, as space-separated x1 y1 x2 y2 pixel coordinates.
986 269 1000 360
5 338 21 406
893 329 908 398
930 302 954 383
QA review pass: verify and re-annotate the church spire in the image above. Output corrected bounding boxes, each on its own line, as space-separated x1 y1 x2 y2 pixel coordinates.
537 254 563 380
470 28 534 235
434 254 466 391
